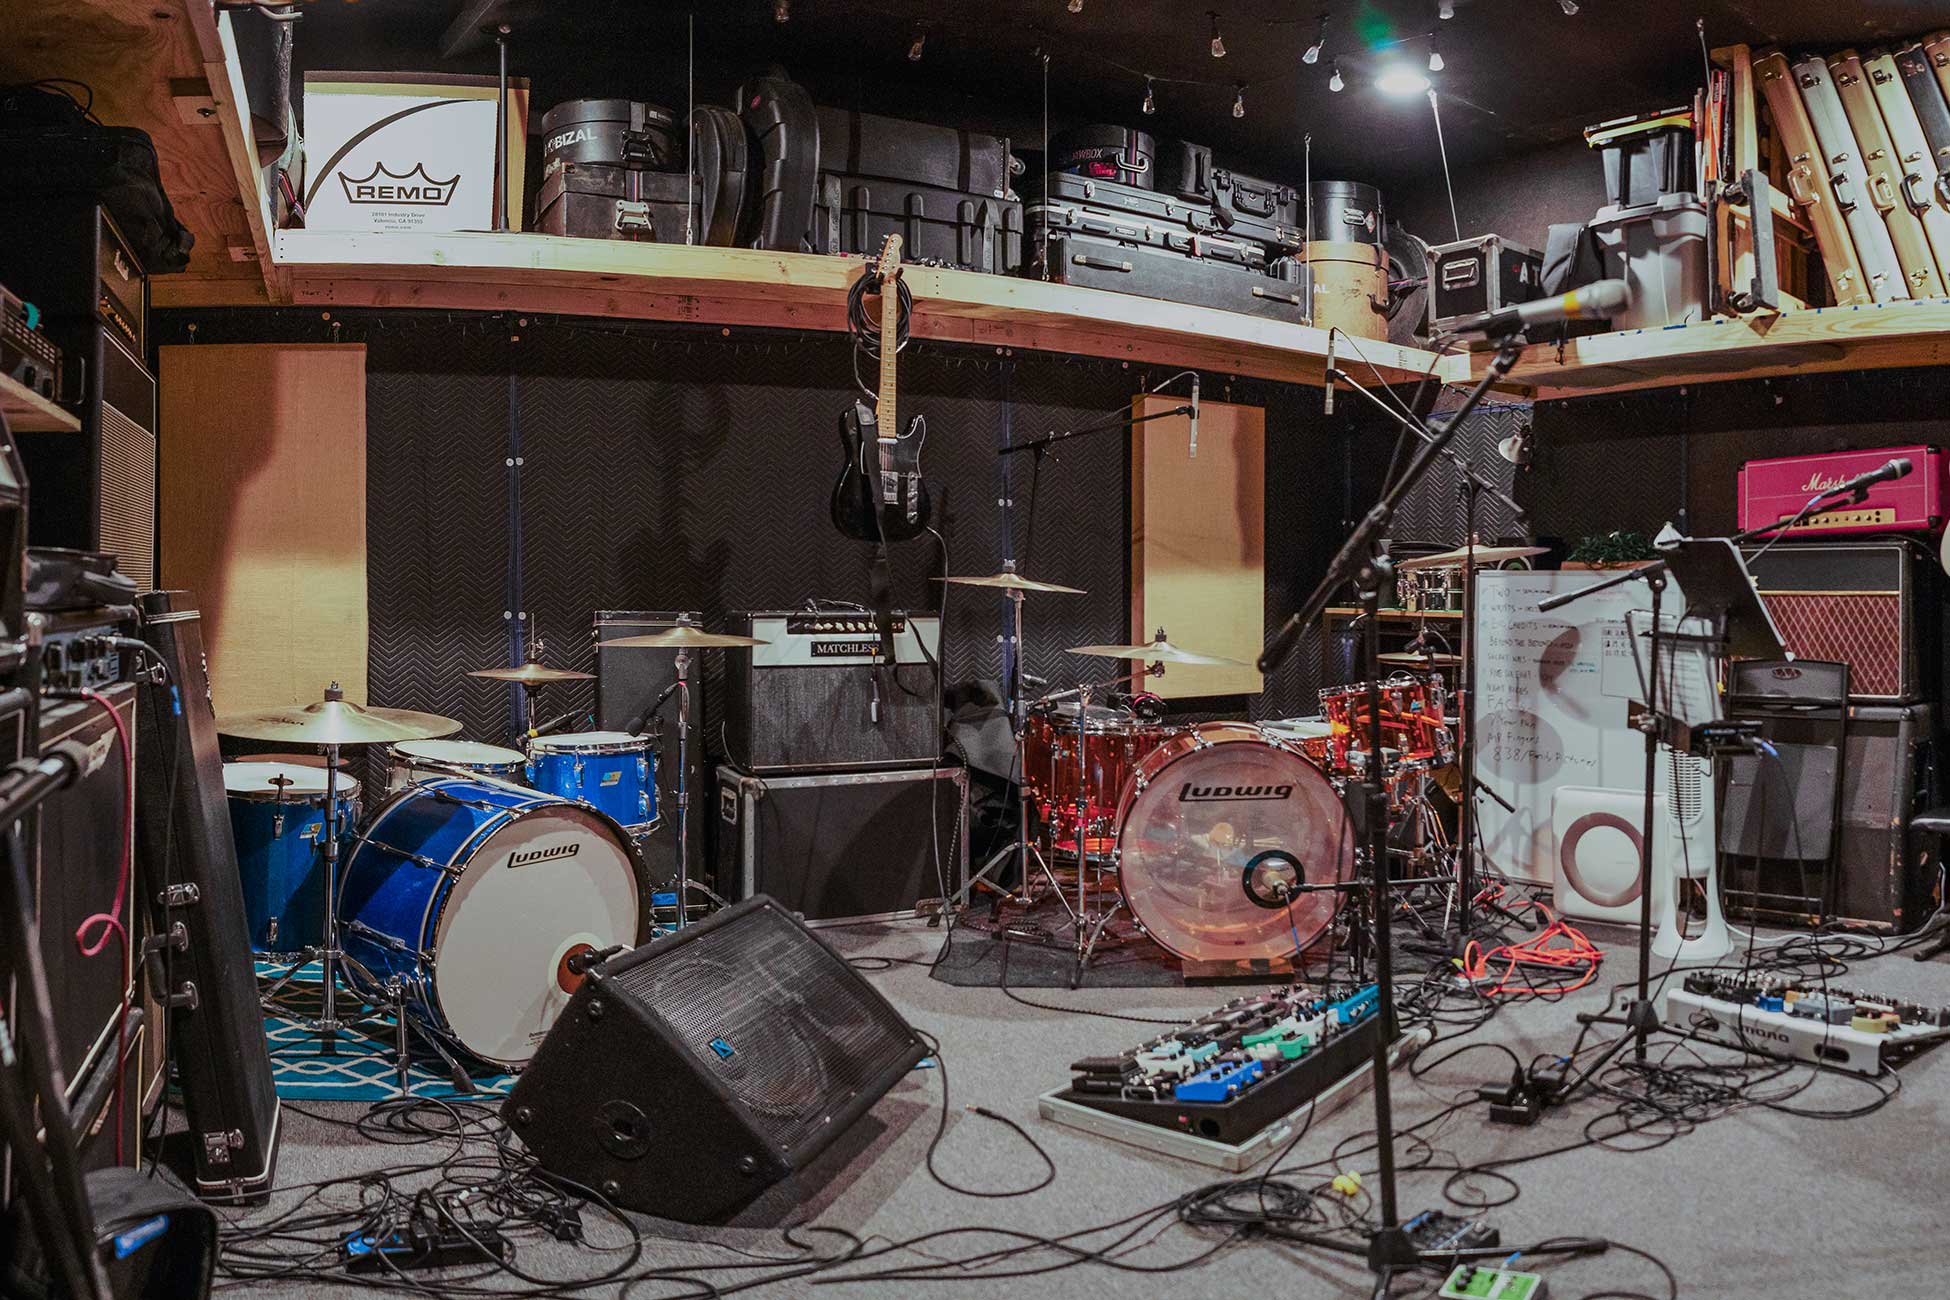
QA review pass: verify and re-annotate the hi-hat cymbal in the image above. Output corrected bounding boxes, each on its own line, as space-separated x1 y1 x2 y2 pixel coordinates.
468 662 596 685
1379 651 1464 667
218 698 463 746
936 570 1086 595
605 626 769 649
1397 543 1549 571
1066 634 1248 669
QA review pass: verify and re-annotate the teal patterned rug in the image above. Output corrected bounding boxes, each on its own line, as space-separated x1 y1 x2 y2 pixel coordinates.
257 960 517 1102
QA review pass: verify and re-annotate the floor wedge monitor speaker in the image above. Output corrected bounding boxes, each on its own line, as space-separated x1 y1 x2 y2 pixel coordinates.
504 895 927 1222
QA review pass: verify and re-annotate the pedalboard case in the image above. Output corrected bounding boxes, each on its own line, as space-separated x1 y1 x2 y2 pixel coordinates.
1032 228 1308 324
715 763 967 926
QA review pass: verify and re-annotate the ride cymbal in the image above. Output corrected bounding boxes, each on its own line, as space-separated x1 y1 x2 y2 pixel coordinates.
1066 630 1248 669
468 663 596 684
936 571 1086 594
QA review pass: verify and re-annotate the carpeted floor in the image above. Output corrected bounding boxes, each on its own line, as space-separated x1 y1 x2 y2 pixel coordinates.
209 916 1950 1299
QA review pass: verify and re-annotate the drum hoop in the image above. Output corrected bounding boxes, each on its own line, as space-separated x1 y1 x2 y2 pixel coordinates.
226 785 343 805
529 737 649 757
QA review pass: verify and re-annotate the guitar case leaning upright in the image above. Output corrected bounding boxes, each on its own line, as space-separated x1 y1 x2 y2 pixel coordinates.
1790 54 1909 302
1827 51 1945 299
737 69 820 251
1864 49 1950 275
1755 50 1871 305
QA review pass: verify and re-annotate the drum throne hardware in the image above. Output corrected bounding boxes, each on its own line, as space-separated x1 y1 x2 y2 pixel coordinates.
217 687 460 1081
604 617 770 929
938 562 1086 909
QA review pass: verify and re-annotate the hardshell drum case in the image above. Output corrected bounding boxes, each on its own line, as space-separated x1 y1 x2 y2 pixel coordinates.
535 163 694 243
1033 228 1308 323
1041 170 1300 253
540 99 685 173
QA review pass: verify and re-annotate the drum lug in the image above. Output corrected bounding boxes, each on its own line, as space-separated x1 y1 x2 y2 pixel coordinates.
573 756 585 782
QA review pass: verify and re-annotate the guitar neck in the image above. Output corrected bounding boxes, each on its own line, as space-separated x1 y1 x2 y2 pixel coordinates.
876 274 899 440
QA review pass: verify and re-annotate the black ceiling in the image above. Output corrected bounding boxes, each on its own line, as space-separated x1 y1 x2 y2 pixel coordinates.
286 0 1950 189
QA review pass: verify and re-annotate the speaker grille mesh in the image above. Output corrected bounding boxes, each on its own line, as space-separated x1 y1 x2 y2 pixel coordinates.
98 399 157 591
609 905 918 1154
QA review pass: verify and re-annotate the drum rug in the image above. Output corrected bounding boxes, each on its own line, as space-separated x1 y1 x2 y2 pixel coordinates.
257 960 518 1101
927 891 1186 989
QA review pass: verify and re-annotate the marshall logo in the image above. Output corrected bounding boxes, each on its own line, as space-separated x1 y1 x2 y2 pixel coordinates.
338 161 461 206
1798 469 1852 493
507 842 581 870
1179 783 1294 803
811 640 881 658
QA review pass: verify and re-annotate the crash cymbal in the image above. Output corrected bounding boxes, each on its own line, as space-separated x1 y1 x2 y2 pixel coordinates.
1066 630 1249 669
218 695 462 746
604 625 769 649
1379 651 1464 667
936 570 1086 595
468 662 596 684
1396 543 1550 571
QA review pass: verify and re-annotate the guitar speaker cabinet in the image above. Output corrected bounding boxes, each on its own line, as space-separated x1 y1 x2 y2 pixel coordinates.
1741 540 1940 703
504 895 926 1222
132 592 280 1202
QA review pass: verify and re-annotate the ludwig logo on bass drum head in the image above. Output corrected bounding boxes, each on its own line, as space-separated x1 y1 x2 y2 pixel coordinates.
507 842 582 870
1179 783 1293 803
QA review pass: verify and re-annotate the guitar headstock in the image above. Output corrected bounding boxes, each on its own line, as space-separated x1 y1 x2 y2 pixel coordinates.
874 233 904 287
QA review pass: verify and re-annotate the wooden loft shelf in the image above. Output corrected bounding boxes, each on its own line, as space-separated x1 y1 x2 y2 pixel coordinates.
267 229 1443 387
0 373 80 434
1461 297 1950 401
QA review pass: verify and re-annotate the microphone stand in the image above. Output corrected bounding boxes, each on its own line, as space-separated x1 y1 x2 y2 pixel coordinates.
1318 353 1527 945
1260 331 1527 1297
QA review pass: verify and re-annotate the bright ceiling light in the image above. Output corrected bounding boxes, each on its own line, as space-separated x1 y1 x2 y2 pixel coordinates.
1375 66 1432 96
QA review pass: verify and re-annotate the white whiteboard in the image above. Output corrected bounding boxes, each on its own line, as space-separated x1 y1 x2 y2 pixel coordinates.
1473 571 1663 884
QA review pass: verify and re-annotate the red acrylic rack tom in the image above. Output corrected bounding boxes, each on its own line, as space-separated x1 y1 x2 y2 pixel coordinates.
1737 444 1946 538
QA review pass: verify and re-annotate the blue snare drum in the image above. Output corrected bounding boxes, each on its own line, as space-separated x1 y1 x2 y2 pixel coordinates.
337 778 645 1067
224 761 360 953
525 731 657 830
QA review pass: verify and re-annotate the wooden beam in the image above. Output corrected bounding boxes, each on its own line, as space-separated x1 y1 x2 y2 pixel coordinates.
1466 298 1950 400
0 373 80 434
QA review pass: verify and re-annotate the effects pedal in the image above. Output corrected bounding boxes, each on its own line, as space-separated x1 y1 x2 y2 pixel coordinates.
1439 1263 1548 1299
1405 1210 1500 1255
343 1225 513 1273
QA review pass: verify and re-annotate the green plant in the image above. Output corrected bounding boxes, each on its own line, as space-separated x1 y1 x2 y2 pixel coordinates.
1566 530 1658 565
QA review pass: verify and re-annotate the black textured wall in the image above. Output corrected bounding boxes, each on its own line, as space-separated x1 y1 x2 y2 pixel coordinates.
154 310 1367 760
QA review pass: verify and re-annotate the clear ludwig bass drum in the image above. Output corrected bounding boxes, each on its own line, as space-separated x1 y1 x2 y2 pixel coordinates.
1114 722 1354 966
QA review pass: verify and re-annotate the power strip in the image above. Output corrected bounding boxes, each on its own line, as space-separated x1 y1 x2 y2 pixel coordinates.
1439 1263 1547 1299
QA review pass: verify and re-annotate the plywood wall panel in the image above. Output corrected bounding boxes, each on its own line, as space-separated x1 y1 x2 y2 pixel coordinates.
1130 394 1265 699
158 343 367 716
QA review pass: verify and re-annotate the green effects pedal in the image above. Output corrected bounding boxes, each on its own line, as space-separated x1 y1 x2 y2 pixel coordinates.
1438 1264 1547 1299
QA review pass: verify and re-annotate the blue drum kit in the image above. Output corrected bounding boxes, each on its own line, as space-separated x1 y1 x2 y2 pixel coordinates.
215 617 768 1085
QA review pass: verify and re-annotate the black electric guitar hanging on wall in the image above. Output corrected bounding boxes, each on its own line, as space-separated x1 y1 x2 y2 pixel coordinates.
831 234 932 544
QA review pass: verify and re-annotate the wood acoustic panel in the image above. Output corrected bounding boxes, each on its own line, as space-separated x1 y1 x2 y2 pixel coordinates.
1129 393 1265 699
158 343 367 716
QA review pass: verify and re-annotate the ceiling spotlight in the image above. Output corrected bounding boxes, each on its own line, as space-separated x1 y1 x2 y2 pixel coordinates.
908 31 925 60
1233 83 1246 117
1558 0 1578 12
1303 13 1328 64
1438 0 1455 16
1142 75 1157 114
1429 38 1444 72
1376 65 1431 95
1209 11 1227 58
773 0 789 22
1068 0 1083 10
1329 60 1344 92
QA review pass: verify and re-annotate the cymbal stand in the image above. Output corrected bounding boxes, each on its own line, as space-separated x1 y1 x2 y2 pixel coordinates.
670 645 695 929
316 687 348 1051
958 567 1049 907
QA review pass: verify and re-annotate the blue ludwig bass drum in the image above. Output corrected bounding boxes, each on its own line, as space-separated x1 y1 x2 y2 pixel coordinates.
525 731 658 832
337 778 646 1067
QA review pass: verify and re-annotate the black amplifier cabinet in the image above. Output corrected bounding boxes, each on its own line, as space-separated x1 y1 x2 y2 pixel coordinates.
1741 540 1942 704
0 199 156 592
723 610 942 773
716 763 967 925
1837 703 1936 931
593 610 707 887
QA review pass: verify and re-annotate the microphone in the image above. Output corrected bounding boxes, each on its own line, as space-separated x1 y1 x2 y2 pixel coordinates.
1443 278 1631 338
528 709 581 739
1820 457 1913 499
1188 372 1200 458
1323 327 1336 415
